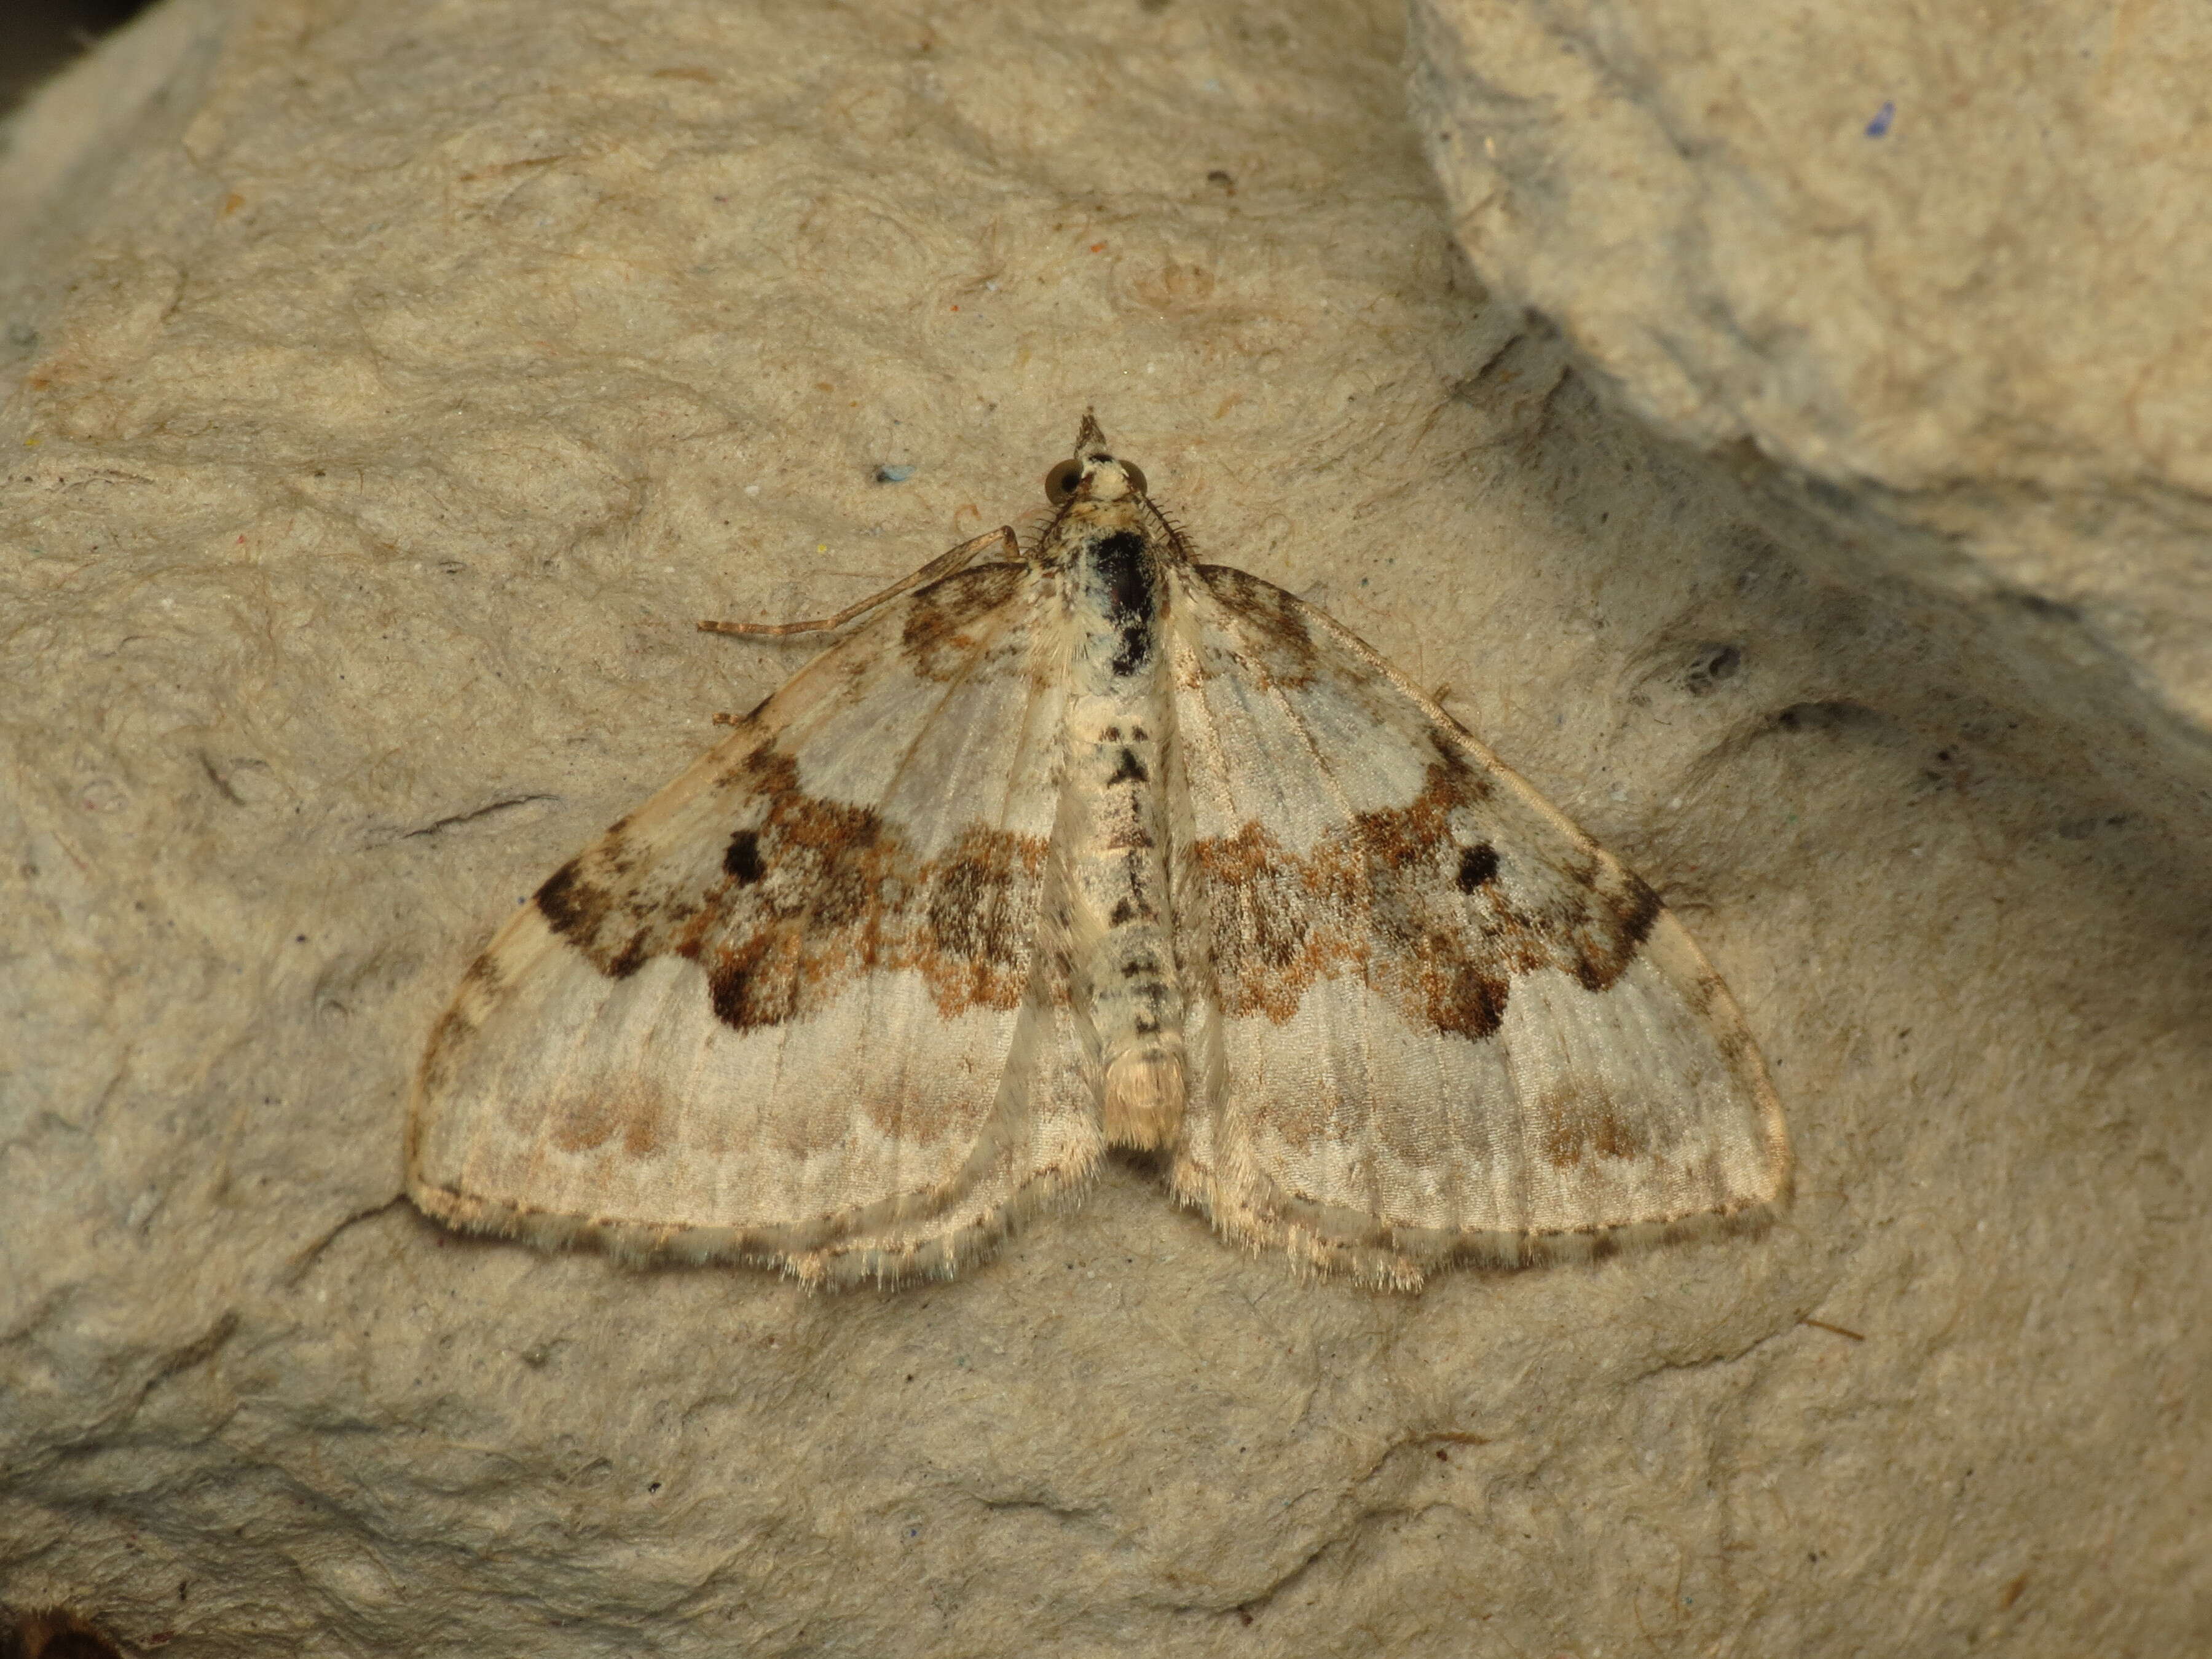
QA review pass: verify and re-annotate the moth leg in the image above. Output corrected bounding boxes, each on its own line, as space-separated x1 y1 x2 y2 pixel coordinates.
698 526 1020 638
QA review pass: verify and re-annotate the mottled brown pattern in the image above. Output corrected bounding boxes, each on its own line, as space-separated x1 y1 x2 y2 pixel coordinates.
461 951 506 995
535 856 651 980
1539 1084 1647 1167
1192 757 1660 1041
1188 564 1318 688
899 562 1029 679
921 825 1049 1011
621 1084 670 1159
419 1006 474 1095
534 1079 671 1161
535 744 1049 1033
1690 968 1757 1063
549 1091 623 1154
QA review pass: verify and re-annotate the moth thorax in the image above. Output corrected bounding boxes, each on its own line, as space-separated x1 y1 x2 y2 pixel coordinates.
1103 1048 1185 1150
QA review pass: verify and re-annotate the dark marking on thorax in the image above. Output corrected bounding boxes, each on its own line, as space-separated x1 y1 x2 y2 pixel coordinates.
1107 747 1149 784
1085 529 1157 677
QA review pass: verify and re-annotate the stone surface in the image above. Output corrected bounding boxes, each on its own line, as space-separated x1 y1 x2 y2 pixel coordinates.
1411 0 2212 733
2 0 2207 1655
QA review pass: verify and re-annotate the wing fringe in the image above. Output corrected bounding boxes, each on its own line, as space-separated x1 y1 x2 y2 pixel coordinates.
1169 1165 1793 1293
407 1133 1103 1290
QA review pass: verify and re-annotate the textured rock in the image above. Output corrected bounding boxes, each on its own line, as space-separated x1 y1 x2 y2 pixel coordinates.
1411 0 2212 731
2 0 2207 1655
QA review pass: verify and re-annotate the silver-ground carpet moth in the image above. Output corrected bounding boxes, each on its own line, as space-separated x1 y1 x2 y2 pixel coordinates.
406 417 1789 1287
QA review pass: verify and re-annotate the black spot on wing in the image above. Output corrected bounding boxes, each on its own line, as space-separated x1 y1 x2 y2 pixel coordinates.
1455 843 1499 892
1107 747 1149 784
724 829 766 885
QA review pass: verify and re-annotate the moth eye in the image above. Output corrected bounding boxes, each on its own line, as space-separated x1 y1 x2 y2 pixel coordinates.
1121 460 1147 494
1045 459 1083 505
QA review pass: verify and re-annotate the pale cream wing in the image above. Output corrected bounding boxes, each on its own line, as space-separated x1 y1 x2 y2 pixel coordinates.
1164 565 1788 1288
406 561 1099 1285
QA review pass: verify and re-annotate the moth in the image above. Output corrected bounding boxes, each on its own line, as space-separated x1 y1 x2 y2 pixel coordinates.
406 416 1788 1288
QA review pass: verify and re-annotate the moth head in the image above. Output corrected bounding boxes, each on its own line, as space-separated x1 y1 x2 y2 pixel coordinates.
1045 417 1149 507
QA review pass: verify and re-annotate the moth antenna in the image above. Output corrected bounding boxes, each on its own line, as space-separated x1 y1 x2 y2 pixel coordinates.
698 526 1017 637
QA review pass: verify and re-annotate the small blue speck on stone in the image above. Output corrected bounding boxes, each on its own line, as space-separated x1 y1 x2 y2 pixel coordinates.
1865 101 1895 138
875 464 916 484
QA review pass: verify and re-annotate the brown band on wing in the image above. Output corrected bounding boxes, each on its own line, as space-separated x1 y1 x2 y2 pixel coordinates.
535 744 1049 1031
1192 756 1661 1040
1537 1079 1649 1168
